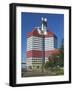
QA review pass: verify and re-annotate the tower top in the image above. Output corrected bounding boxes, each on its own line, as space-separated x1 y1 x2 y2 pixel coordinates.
42 17 47 22
41 17 47 35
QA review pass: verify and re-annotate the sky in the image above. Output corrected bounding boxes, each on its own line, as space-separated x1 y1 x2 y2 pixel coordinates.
21 12 64 63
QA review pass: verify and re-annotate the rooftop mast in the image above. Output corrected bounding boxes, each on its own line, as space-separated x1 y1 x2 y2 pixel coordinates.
41 17 47 35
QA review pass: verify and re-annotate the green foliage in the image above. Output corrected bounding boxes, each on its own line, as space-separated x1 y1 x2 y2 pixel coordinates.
44 61 54 70
44 51 64 70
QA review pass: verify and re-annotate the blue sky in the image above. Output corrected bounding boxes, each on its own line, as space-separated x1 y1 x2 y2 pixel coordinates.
21 12 64 63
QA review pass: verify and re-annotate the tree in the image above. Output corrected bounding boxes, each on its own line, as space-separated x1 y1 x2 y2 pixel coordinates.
44 51 64 75
44 50 64 71
49 52 64 67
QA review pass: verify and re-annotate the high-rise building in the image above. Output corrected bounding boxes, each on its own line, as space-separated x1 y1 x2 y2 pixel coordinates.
26 18 58 71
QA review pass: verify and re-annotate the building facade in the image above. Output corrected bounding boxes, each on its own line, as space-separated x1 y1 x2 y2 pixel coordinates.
26 18 57 71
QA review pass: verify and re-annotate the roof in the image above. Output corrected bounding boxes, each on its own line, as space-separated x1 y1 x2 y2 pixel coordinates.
27 29 41 38
27 28 57 38
45 31 57 38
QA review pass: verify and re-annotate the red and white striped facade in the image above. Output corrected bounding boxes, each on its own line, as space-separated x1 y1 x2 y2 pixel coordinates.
26 18 57 70
26 29 57 70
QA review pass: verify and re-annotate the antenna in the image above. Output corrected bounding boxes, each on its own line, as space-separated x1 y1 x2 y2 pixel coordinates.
41 17 47 34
